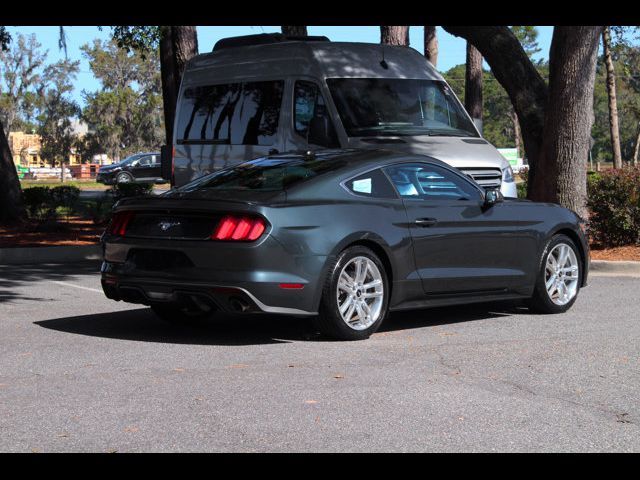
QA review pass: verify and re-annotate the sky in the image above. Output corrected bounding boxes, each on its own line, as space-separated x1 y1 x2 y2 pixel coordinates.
5 25 555 107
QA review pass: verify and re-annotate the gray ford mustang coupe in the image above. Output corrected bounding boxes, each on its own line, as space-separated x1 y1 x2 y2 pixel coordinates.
101 149 589 340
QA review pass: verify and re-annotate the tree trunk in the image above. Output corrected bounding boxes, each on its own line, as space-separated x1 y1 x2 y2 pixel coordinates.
0 119 25 225
159 26 198 146
602 26 623 169
465 42 483 132
632 123 640 166
380 26 410 46
282 26 308 36
512 108 521 157
532 26 603 218
424 26 438 67
442 26 548 190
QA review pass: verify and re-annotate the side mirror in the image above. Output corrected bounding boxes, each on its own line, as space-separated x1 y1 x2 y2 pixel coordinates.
160 145 173 182
483 188 503 208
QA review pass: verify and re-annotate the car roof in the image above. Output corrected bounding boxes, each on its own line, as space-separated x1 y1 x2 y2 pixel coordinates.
264 148 451 174
183 40 443 87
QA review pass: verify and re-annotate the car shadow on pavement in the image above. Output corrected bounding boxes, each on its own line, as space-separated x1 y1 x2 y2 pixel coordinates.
34 301 524 346
0 261 102 304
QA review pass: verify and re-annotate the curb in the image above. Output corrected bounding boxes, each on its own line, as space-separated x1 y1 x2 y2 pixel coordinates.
590 260 640 277
0 245 102 265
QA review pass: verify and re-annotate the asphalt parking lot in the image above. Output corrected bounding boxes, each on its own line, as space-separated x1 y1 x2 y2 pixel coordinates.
0 261 639 452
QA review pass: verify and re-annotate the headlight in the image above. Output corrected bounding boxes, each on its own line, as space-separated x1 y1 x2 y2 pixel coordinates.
502 165 515 183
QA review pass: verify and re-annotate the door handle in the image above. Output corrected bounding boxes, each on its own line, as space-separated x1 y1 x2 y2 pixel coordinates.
414 218 438 227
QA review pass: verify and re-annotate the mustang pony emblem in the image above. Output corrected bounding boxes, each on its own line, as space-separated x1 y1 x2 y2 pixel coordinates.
158 220 181 231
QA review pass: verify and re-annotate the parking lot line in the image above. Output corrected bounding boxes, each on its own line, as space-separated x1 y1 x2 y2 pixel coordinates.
52 281 103 294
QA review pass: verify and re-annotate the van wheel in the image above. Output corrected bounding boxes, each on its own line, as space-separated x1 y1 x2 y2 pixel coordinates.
150 302 213 326
314 246 389 340
528 234 582 314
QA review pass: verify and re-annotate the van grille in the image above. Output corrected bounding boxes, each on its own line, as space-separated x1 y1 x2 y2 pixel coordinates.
460 168 502 190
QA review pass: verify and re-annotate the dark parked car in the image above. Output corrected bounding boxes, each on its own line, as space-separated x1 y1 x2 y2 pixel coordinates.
96 152 163 185
101 149 589 340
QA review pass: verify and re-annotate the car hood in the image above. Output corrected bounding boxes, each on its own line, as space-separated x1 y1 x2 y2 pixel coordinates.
348 136 510 170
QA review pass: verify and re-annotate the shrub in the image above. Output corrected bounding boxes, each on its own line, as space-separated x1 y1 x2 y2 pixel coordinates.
516 168 529 199
22 186 57 223
78 194 114 226
587 167 640 247
51 185 81 222
108 182 154 202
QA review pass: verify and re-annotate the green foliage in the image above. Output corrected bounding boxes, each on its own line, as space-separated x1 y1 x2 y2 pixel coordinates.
37 59 81 167
587 167 640 247
511 26 542 60
0 33 48 135
22 185 82 223
22 186 57 223
80 39 163 162
78 195 113 225
0 26 10 51
517 169 529 198
108 182 154 202
109 26 161 58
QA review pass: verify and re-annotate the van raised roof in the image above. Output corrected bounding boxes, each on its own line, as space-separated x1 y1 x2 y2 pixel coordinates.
212 33 331 52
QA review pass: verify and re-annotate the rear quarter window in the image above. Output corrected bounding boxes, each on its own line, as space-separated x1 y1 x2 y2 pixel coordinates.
344 169 397 199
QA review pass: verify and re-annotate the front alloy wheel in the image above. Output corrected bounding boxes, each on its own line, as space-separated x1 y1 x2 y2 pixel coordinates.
529 234 582 314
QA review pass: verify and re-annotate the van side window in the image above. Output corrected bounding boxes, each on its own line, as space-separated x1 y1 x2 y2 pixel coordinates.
177 81 284 146
294 81 339 148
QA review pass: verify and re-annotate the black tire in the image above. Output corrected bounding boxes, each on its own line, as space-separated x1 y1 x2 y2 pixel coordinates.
150 302 213 326
116 172 133 184
314 245 390 341
528 234 583 314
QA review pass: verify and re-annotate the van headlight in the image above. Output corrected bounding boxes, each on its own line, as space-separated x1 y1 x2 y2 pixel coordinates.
502 165 515 183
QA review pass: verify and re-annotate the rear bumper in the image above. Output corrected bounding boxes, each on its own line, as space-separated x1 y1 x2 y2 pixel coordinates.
101 268 315 315
101 234 327 315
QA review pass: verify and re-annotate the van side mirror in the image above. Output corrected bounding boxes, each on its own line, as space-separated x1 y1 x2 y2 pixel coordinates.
160 145 173 182
483 188 503 208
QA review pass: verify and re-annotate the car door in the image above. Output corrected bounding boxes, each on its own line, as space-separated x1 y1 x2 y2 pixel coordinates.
147 154 162 181
131 155 154 181
384 162 536 296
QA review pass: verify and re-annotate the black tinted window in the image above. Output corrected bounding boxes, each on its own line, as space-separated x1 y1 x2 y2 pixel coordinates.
175 157 348 193
294 81 339 148
345 169 397 199
177 81 284 146
385 163 480 200
327 78 478 138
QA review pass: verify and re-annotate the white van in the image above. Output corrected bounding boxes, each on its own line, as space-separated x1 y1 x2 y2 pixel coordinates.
163 33 517 198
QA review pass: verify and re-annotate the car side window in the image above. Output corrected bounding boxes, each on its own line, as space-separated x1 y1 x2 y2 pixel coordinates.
294 81 339 148
384 163 481 201
344 169 397 199
137 156 152 166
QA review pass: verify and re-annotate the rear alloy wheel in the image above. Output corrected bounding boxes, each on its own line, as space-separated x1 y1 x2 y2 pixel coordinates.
315 246 389 340
116 172 133 184
528 234 582 314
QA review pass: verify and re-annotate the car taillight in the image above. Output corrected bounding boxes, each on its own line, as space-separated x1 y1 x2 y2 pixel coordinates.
212 215 266 241
107 211 135 236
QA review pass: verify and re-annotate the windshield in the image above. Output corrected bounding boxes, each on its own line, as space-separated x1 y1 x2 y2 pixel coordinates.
173 157 348 193
326 78 478 138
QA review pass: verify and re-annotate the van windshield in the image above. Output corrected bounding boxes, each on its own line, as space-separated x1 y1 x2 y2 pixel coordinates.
326 78 478 138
